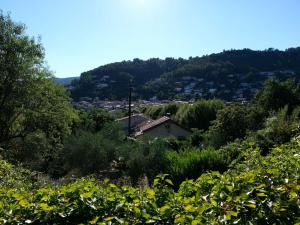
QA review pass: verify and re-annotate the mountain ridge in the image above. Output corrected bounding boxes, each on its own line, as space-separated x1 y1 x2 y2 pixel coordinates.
55 77 79 85
69 47 300 101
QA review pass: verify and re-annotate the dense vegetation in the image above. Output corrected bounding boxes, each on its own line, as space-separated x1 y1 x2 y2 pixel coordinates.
70 47 300 101
0 12 300 224
1 139 299 224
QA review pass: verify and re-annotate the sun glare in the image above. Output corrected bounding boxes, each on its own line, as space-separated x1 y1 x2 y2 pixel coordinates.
129 0 148 7
118 0 165 17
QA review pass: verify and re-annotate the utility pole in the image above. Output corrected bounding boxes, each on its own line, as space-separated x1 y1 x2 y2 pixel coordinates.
128 82 132 136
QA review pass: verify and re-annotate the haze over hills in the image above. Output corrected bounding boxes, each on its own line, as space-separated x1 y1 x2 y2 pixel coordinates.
54 77 78 85
69 48 300 101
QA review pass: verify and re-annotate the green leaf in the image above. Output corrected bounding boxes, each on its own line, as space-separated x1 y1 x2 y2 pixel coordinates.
104 217 114 221
160 205 171 215
146 189 155 199
192 219 202 225
226 210 238 220
89 216 99 224
256 193 267 197
246 204 256 209
165 179 174 186
184 204 196 212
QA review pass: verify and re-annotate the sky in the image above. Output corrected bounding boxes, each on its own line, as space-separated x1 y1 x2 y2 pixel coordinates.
1 0 300 78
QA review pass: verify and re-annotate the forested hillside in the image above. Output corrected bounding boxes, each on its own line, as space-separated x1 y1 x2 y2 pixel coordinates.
70 48 300 101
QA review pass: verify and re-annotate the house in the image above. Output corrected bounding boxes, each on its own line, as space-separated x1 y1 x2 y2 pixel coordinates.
116 114 152 134
135 116 191 139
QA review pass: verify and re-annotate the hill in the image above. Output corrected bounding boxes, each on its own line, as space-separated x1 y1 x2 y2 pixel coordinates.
54 77 78 85
69 48 300 101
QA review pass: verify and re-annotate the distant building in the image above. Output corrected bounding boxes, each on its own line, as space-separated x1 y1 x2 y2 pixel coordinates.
209 88 217 94
182 76 192 80
116 114 191 139
259 71 275 76
97 83 108 89
184 87 192 94
116 114 152 134
135 116 191 139
149 96 157 102
240 83 249 87
206 81 214 86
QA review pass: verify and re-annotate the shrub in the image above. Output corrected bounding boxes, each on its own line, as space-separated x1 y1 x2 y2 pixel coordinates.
62 122 125 176
206 104 266 148
117 137 169 182
175 99 225 130
249 106 300 155
165 147 227 184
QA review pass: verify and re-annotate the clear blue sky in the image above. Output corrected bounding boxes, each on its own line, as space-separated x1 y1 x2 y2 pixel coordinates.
2 0 300 78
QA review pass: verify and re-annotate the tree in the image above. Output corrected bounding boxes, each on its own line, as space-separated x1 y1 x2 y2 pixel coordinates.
254 79 300 112
175 99 225 130
0 13 77 166
206 104 267 148
63 122 125 176
74 109 114 133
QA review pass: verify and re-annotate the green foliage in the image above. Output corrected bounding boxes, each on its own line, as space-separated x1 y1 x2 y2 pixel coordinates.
73 108 114 133
0 13 76 145
0 12 77 176
165 147 227 185
188 129 205 147
206 104 266 148
1 13 300 224
144 104 179 119
255 79 300 112
62 126 168 181
1 139 299 224
217 139 251 164
0 158 44 190
175 99 225 130
117 137 169 182
63 123 125 176
249 106 300 155
144 99 224 131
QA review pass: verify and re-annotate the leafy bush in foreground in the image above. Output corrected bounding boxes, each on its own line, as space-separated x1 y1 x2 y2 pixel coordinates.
0 139 299 224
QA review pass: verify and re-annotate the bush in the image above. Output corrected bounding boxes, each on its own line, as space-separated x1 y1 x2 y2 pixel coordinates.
254 79 300 112
144 104 179 119
73 108 114 133
175 99 225 130
206 104 266 148
62 123 125 176
117 137 169 182
165 147 227 184
249 106 300 155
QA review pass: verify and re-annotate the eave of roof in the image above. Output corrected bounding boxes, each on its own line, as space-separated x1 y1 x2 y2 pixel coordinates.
139 116 171 132
116 113 149 122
